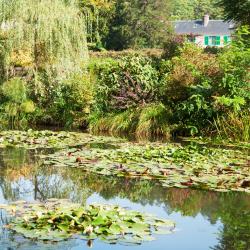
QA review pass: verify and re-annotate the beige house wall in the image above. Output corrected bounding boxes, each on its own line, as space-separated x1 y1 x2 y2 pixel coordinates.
195 36 205 47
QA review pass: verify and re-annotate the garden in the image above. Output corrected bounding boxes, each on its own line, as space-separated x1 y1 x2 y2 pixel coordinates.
0 0 249 250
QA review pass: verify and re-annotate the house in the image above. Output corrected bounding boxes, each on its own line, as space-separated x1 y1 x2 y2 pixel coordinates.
174 15 235 47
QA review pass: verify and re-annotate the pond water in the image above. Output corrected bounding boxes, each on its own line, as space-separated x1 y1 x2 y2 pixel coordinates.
0 147 249 250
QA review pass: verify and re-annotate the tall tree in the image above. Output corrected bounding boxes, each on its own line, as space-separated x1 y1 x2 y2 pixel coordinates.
170 0 223 20
106 0 172 50
0 0 88 81
218 0 250 25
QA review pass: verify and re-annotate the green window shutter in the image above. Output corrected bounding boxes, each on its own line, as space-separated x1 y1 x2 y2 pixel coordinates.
224 36 228 44
204 36 209 46
216 36 220 45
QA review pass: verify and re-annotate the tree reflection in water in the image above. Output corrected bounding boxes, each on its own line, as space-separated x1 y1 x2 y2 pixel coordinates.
0 147 249 250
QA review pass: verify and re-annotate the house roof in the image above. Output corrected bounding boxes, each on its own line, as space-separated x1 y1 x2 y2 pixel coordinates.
173 20 235 36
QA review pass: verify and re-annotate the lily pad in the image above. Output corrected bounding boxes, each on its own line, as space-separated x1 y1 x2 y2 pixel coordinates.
0 199 175 246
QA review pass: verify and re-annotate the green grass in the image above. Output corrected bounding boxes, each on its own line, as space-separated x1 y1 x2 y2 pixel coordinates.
136 103 172 138
90 103 173 138
213 111 250 142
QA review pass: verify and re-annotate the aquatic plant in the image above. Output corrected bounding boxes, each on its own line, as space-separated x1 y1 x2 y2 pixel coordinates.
0 130 249 193
0 130 124 149
44 143 249 193
0 199 175 245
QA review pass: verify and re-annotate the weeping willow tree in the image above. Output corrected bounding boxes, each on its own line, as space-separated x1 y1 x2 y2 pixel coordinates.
0 0 88 82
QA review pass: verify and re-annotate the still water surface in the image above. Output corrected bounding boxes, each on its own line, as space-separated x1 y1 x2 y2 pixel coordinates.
0 147 249 250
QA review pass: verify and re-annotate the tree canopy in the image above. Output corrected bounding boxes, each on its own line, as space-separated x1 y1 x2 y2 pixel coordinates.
0 0 88 81
218 0 250 25
170 0 223 20
103 0 173 50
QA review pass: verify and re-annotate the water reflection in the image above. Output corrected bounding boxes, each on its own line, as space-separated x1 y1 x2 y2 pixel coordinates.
0 147 249 250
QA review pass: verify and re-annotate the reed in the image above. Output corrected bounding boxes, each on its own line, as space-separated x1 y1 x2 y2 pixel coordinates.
213 112 250 142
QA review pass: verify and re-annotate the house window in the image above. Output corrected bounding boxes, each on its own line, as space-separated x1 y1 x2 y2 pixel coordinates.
204 36 221 46
216 36 221 45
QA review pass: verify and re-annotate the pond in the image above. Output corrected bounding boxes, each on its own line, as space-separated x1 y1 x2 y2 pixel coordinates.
0 143 249 250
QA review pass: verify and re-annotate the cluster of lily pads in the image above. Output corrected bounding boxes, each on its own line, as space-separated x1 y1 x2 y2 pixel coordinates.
0 130 249 193
43 143 250 193
0 199 175 245
0 130 124 149
181 137 250 150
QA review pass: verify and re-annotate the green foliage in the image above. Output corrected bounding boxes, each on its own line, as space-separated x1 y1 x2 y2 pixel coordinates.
157 32 250 136
0 0 249 140
80 0 224 50
215 26 250 112
80 0 115 50
135 103 172 138
90 110 138 135
93 56 161 113
40 73 94 128
89 31 250 140
162 35 186 59
89 55 175 138
105 0 172 50
213 96 246 112
2 77 27 103
0 0 91 128
170 0 223 20
218 0 250 25
161 43 220 102
0 77 35 128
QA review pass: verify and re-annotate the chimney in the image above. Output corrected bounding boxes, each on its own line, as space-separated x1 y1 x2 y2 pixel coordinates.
203 14 209 27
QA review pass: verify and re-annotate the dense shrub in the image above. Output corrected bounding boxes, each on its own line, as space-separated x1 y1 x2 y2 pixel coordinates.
92 55 162 113
90 49 163 60
89 55 173 137
162 35 186 59
30 72 94 128
0 72 94 129
161 43 221 102
215 27 250 112
0 77 35 128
